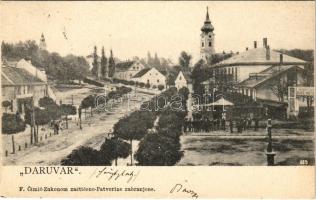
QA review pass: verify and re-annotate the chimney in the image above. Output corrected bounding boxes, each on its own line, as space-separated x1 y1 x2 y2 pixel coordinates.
246 47 248 51
280 53 283 64
254 41 257 48
266 45 270 60
263 38 268 48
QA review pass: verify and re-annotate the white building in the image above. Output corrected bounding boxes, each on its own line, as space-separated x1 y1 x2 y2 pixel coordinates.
132 67 166 87
213 38 307 83
114 60 145 81
174 71 193 92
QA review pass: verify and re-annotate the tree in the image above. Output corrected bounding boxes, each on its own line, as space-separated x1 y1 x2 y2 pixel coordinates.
38 97 56 108
113 111 155 165
135 133 183 166
81 95 95 117
147 51 154 66
60 104 76 129
2 113 26 154
153 53 161 67
2 100 12 113
178 51 192 69
191 59 207 97
108 49 115 78
99 137 131 166
91 46 99 77
61 146 109 166
100 47 107 78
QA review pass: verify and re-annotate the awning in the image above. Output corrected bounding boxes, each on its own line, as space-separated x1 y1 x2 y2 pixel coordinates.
202 97 234 106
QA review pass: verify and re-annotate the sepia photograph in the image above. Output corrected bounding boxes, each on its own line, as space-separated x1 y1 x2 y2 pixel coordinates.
0 1 314 169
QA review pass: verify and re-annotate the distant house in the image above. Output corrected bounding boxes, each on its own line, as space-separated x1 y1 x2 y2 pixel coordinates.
1 60 50 114
213 38 307 83
113 60 145 81
132 67 166 87
174 71 193 92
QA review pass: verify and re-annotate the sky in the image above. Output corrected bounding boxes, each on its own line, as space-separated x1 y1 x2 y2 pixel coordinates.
1 1 315 63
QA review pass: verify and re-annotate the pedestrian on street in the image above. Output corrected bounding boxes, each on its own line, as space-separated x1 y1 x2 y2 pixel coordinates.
229 119 234 133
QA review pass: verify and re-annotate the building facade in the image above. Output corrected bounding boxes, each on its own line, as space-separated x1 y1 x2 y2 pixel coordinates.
2 60 49 114
113 60 145 81
213 38 307 84
132 67 166 87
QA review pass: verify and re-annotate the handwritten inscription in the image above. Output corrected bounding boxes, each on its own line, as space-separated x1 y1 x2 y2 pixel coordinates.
170 182 199 199
90 167 140 183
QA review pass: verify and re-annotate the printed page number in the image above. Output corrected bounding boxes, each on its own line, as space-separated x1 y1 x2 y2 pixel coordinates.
300 160 308 165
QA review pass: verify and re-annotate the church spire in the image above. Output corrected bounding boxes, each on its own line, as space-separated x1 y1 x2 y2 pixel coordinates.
39 33 46 50
205 6 210 22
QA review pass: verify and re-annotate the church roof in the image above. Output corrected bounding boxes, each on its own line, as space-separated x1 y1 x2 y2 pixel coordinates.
238 65 304 88
214 48 307 67
201 7 214 33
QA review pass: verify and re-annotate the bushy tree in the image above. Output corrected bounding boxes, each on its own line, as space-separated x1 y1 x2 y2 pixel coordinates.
38 96 56 108
2 113 26 134
2 100 12 113
113 111 155 165
99 137 131 166
135 133 183 166
60 104 76 129
179 51 192 69
61 146 109 166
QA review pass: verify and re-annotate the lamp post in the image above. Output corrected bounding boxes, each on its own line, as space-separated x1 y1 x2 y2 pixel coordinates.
265 119 276 166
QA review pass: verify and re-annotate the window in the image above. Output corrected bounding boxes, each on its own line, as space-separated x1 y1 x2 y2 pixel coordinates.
179 76 182 80
209 42 212 47
157 79 159 83
149 73 151 76
209 35 212 38
202 42 204 47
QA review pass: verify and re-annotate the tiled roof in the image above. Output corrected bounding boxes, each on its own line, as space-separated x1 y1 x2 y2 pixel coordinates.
116 61 135 71
2 66 44 85
215 48 307 66
132 68 151 78
238 65 304 88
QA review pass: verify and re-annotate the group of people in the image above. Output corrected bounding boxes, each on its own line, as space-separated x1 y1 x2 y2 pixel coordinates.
183 117 260 133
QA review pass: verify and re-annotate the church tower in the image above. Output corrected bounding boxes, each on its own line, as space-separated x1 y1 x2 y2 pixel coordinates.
39 33 46 50
200 7 215 62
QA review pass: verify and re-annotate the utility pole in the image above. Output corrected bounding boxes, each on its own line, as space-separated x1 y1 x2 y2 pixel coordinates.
266 119 276 166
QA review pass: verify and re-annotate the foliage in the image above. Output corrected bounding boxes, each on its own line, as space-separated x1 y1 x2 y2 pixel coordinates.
38 97 56 108
178 51 192 68
135 133 183 166
61 146 110 166
83 78 104 87
2 113 26 134
2 100 12 112
139 82 145 88
100 47 107 78
91 46 99 77
145 82 150 88
158 84 165 90
99 137 131 161
113 111 155 141
81 95 95 109
60 104 77 116
1 41 89 81
108 50 115 77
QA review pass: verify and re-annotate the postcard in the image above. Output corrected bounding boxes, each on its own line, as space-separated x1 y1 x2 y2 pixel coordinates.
0 1 315 198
